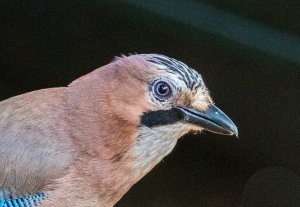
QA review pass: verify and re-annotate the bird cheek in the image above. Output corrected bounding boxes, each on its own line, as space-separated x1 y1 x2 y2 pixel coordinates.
109 95 151 125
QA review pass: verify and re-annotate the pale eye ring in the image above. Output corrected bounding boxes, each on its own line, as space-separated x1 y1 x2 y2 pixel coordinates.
153 81 173 100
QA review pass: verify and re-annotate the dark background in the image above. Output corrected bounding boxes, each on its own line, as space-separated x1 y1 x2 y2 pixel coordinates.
0 0 299 206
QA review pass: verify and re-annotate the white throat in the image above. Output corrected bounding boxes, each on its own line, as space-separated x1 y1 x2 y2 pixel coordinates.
131 123 191 179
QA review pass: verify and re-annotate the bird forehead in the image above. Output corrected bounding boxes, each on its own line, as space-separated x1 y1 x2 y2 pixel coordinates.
143 54 204 90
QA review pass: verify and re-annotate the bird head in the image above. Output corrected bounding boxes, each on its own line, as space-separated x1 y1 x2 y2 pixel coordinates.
105 54 237 134
109 54 238 176
67 54 237 181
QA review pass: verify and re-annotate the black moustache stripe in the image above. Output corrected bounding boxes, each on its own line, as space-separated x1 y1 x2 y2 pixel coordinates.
141 108 184 127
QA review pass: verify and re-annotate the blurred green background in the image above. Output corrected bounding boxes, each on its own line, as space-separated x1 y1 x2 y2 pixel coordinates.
0 0 299 206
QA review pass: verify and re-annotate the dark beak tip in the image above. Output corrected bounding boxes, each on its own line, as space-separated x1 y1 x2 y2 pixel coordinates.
219 117 238 138
206 105 239 138
229 125 239 138
233 126 239 138
216 125 238 137
224 120 238 137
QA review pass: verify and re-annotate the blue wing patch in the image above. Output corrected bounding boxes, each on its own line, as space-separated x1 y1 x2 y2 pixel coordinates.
0 193 48 207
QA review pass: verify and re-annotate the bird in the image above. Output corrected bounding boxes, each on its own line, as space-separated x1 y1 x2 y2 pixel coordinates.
0 54 238 207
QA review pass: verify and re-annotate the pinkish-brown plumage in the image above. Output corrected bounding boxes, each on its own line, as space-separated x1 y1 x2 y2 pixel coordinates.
0 54 237 206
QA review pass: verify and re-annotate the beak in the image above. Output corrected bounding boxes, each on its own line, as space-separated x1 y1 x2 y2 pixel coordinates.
177 105 238 136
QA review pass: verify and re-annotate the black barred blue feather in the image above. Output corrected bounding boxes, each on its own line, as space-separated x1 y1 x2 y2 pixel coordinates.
0 193 47 207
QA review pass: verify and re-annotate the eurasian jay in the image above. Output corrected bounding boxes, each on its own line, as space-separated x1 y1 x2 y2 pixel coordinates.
0 54 238 207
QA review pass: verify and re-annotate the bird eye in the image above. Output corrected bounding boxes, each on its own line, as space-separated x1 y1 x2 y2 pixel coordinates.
153 81 172 100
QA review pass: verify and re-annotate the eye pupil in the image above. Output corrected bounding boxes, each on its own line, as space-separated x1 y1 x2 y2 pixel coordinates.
157 83 169 95
154 81 172 100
